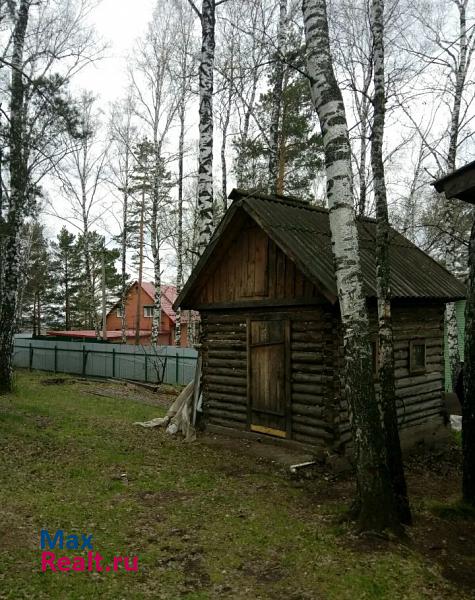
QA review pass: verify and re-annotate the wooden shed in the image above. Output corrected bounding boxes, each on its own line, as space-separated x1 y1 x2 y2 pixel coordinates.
174 190 466 453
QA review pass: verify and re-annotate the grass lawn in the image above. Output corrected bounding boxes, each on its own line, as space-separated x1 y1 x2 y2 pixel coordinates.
0 371 474 599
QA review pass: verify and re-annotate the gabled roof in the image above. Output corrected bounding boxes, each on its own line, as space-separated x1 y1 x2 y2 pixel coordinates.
175 189 466 309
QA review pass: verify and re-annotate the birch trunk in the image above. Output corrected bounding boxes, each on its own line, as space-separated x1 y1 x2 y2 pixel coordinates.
220 81 233 210
135 189 146 346
236 71 259 188
268 0 287 194
121 147 130 344
444 0 471 388
463 217 475 506
121 187 128 344
0 0 30 393
371 0 411 525
196 0 216 254
150 150 162 347
175 95 186 347
303 0 401 534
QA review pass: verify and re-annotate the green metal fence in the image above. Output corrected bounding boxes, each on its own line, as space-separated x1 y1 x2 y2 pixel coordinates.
13 339 198 386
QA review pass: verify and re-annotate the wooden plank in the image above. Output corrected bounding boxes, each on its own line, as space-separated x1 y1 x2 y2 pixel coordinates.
207 392 247 404
254 229 269 296
268 239 277 298
285 319 292 438
292 372 325 384
292 403 324 417
275 244 286 298
292 362 325 373
207 380 247 392
292 382 324 395
207 358 247 368
206 375 247 386
250 424 287 438
291 352 324 363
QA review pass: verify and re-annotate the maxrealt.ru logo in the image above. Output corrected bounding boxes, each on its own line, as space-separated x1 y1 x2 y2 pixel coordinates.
40 530 138 573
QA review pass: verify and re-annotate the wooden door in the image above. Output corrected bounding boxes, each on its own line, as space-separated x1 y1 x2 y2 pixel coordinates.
249 320 287 437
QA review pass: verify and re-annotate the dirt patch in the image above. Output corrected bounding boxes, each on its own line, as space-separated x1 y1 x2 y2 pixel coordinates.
33 415 54 429
238 557 287 583
136 490 195 506
201 431 315 468
412 513 475 592
78 379 181 409
41 377 72 385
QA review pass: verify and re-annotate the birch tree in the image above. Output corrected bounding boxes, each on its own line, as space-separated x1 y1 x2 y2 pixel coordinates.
0 0 31 392
302 0 401 533
186 0 231 254
370 0 411 525
443 0 474 388
109 92 137 343
405 0 475 387
268 0 288 193
54 93 109 335
172 0 196 346
463 216 475 506
131 2 180 346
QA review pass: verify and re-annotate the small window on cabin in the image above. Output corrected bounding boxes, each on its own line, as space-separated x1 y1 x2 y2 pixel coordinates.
410 340 426 374
144 306 154 318
117 307 124 318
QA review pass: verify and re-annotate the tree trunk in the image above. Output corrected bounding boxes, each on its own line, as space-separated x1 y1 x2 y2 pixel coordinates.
150 225 162 347
0 0 30 393
303 0 401 534
196 0 216 254
121 153 130 344
65 255 70 331
135 188 145 346
462 217 475 506
444 0 470 388
268 0 287 194
101 248 107 341
175 94 186 348
371 0 411 525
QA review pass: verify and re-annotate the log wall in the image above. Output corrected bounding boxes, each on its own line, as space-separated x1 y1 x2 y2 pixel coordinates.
201 308 338 446
336 302 446 449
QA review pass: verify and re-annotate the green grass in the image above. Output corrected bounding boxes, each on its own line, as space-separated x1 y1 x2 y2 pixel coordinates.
0 371 471 599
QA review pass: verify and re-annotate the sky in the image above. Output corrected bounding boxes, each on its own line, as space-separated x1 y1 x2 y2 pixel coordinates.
46 0 177 283
74 0 155 103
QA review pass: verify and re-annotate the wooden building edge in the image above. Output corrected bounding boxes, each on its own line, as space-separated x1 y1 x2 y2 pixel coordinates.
175 190 466 455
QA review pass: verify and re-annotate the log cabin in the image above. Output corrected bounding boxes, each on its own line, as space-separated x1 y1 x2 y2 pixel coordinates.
174 189 466 454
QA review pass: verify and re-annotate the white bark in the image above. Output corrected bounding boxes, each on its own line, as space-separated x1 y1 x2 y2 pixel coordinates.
303 0 400 533
195 0 216 254
268 0 287 194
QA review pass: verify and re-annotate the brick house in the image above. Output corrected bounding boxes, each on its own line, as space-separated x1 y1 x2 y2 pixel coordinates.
105 282 196 346
47 282 197 346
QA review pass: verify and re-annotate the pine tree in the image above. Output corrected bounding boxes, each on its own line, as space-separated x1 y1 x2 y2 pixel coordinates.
50 227 80 330
233 41 323 200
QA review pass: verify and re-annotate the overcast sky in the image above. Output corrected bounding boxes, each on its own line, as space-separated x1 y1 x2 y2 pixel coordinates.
74 0 155 103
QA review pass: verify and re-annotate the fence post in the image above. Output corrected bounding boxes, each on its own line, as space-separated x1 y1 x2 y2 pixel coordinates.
175 352 179 384
144 353 148 383
54 345 58 373
112 348 116 378
82 345 87 377
29 343 33 371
